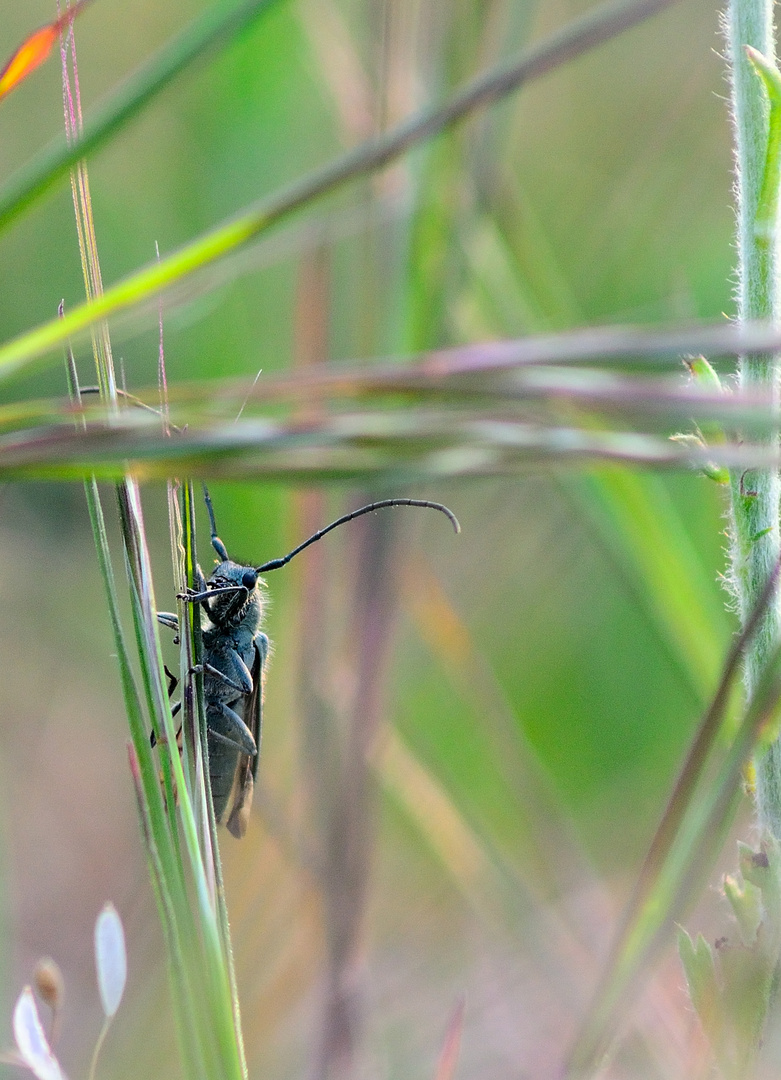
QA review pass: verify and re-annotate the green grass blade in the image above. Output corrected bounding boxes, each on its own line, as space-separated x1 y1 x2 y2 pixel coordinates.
117 476 244 1080
562 469 729 702
67 376 210 1080
565 562 781 1076
61 23 245 1069
0 0 680 384
179 480 249 1077
0 0 286 233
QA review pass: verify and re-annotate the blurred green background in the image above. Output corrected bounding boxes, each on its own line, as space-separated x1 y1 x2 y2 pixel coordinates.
0 0 740 1076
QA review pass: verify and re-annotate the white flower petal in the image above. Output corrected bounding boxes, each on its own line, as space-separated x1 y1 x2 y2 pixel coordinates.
12 987 65 1080
94 904 127 1018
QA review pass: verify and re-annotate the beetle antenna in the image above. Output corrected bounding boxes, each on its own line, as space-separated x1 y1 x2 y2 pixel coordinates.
256 499 459 573
203 484 230 562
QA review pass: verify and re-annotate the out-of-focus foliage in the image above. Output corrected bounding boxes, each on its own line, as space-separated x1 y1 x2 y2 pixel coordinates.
0 0 746 1077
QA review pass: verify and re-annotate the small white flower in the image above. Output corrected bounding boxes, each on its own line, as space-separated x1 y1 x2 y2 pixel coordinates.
12 987 66 1080
94 904 127 1018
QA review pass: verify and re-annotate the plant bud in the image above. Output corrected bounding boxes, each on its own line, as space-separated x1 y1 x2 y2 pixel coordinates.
33 958 64 1011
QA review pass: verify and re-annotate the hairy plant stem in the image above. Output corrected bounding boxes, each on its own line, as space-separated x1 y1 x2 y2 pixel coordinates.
726 0 781 836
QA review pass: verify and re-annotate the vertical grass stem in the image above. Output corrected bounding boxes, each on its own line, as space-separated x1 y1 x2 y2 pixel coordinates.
726 0 781 836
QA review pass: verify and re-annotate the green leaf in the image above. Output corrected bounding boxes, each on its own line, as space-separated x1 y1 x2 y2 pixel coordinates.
678 928 722 1046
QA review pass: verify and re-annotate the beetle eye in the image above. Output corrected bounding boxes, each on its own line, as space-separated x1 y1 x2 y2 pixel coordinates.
242 570 257 591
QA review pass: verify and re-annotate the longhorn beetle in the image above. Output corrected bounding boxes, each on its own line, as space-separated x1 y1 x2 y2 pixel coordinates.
159 489 460 838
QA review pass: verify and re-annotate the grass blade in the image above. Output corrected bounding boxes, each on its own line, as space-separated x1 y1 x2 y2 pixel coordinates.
0 0 681 383
0 0 285 232
565 558 781 1076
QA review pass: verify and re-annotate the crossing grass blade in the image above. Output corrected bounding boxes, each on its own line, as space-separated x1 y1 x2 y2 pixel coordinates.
0 0 681 384
0 0 286 230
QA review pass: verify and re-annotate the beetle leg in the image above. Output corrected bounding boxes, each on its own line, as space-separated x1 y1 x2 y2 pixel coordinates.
157 611 179 632
164 664 178 697
200 647 255 693
150 660 181 747
208 702 258 756
191 661 248 695
179 581 245 604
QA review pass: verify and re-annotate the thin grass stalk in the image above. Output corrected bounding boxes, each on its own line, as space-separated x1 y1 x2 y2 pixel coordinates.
566 557 781 1076
0 0 681 383
64 348 206 1080
61 16 246 1079
102 397 226 1075
180 479 249 1077
163 472 207 854
147 478 243 1078
105 210 244 1080
171 483 208 862
10 409 781 479
158 471 247 1075
316 512 398 1080
60 16 210 1063
161 481 186 847
31 331 781 440
20 327 781 431
725 0 781 835
288 251 349 1076
104 280 243 1078
126 743 206 1080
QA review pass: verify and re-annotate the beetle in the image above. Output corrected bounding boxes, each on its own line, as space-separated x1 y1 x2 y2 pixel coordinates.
159 489 459 838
